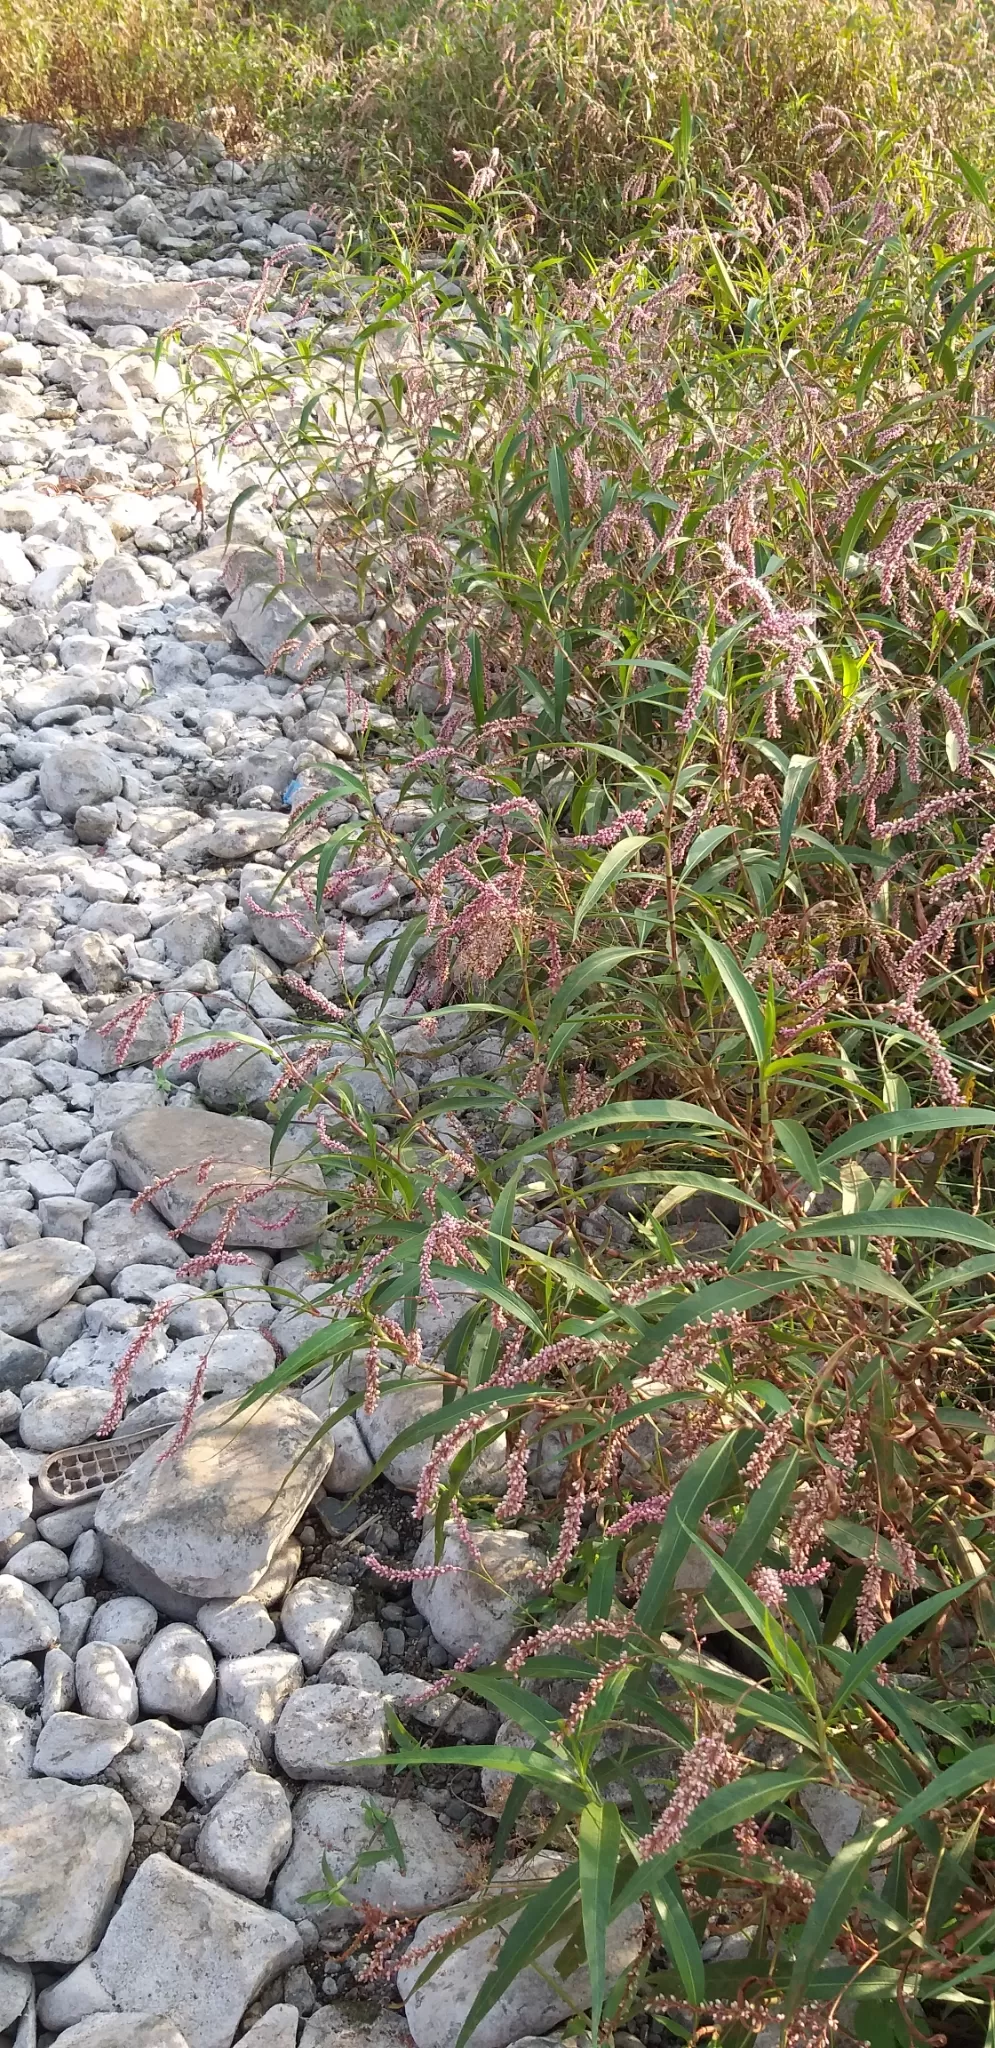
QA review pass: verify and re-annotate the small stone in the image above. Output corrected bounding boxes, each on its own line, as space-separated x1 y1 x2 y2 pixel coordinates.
184 1715 266 1806
136 1623 217 1724
274 1684 387 1787
280 1578 354 1673
410 1522 544 1667
0 1656 41 1708
197 1767 293 1899
0 1777 133 1964
3 1538 69 1583
38 742 122 820
34 1710 133 1782
63 1851 300 2048
53 2019 192 2047
238 2008 300 2048
87 1594 159 1662
75 1639 139 1722
0 1695 34 1774
272 1785 476 1931
0 1434 31 1542
111 1716 185 1819
42 1645 76 1718
197 1595 276 1657
0 1574 59 1658
18 1383 110 1450
111 1106 327 1249
215 1649 303 1756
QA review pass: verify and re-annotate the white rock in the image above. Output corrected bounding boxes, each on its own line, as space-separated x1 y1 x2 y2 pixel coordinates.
0 1696 34 1775
215 1649 303 1756
0 1656 42 1709
75 1639 139 1722
34 1711 133 1782
184 1715 266 1805
0 1778 133 1963
87 1594 159 1662
96 1395 332 1619
197 1595 276 1657
410 1522 543 1667
38 743 122 819
0 1237 95 1335
53 2020 192 2048
0 1434 31 1542
90 555 155 607
196 1767 293 1899
238 2009 301 2048
274 1683 387 1786
397 1857 646 2048
279 1578 354 1672
42 1645 76 1718
0 1575 59 1658
69 1852 301 2048
18 1383 110 1449
136 1623 217 1724
272 1785 475 1930
110 1715 185 1818
300 2017 408 2048
0 1958 32 2034
110 1107 327 1249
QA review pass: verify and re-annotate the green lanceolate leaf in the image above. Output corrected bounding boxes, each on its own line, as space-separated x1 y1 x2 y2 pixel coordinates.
786 1833 882 2017
452 1864 580 2048
778 755 817 871
829 1579 983 1712
579 1801 623 2035
635 1433 739 1630
694 928 769 1065
645 1867 705 2003
572 835 649 937
818 1108 995 1167
773 1116 824 1192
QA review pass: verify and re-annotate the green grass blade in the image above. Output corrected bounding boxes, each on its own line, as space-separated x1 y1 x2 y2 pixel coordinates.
579 1801 623 2034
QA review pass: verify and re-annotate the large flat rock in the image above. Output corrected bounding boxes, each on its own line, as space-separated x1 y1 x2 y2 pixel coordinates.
60 277 197 332
222 546 363 679
110 1106 327 1249
95 1394 333 1619
80 1853 300 2048
0 1779 133 1964
0 1236 95 1335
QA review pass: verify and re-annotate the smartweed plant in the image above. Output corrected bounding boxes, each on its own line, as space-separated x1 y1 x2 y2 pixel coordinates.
141 141 995 2047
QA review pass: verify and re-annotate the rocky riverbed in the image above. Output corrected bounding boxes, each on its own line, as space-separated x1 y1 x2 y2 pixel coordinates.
0 118 628 2048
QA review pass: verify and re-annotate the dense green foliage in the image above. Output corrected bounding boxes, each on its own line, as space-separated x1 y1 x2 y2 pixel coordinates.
181 136 995 2045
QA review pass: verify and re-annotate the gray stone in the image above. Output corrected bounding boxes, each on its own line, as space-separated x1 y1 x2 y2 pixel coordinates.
0 1576 59 1658
0 1238 95 1335
184 1716 266 1806
77 996 171 1074
85 1201 185 1288
54 2020 191 2048
799 1783 864 1858
197 1595 276 1657
397 1857 645 2048
0 1434 31 1541
215 1650 303 1757
42 1646 76 1719
222 546 360 680
18 1384 110 1450
0 1657 41 1710
410 1522 543 1667
300 2015 409 2048
196 1768 293 1899
3 1538 69 1584
0 1696 34 1775
272 1785 476 1930
0 1778 133 1963
279 1578 353 1673
34 1711 134 1782
0 1334 47 1394
39 742 122 819
0 1958 31 2034
61 155 133 201
136 1623 217 1724
274 1684 387 1787
74 1852 301 2048
87 1594 159 1662
95 1395 333 1619
110 1107 327 1249
75 1640 139 1722
111 1717 185 1818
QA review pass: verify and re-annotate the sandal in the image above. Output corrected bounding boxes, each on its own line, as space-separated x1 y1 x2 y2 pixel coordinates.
35 1425 171 1510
